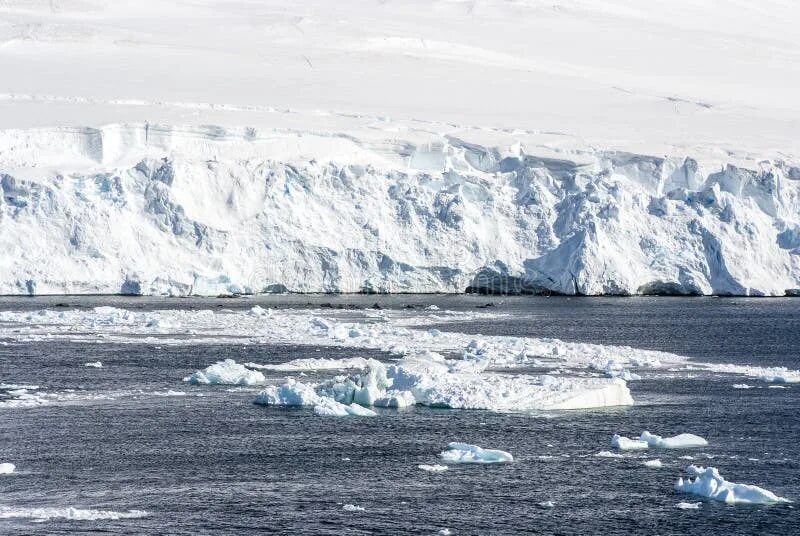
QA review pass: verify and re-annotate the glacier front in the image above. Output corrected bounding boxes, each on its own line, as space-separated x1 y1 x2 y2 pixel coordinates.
1 126 798 296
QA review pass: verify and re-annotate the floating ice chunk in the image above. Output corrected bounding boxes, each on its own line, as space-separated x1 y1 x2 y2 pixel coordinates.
0 463 15 474
694 363 800 384
313 398 377 417
426 305 440 311
643 459 663 468
595 451 625 458
640 431 708 449
675 501 701 509
184 359 265 386
439 442 513 464
84 361 103 368
733 384 754 389
418 464 448 472
0 506 148 520
438 529 452 536
246 357 369 371
342 504 365 512
611 434 649 451
675 465 790 505
538 501 555 508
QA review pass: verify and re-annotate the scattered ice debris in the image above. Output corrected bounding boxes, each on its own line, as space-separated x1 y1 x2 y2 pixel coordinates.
733 384 754 389
643 459 663 469
675 465 790 505
183 359 265 386
418 464 448 473
245 357 369 371
0 463 15 474
613 432 707 450
342 504 365 512
611 434 649 451
538 501 555 508
675 502 702 510
439 443 513 464
84 361 103 368
0 507 148 521
595 451 625 458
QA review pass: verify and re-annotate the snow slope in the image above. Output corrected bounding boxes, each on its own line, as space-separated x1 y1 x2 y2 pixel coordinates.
1 1 799 295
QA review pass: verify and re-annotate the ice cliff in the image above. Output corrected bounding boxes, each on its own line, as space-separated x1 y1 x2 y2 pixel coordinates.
1 125 799 296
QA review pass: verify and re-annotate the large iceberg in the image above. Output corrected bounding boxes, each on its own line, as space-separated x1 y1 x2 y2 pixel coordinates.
439 443 514 464
675 465 790 505
184 359 265 386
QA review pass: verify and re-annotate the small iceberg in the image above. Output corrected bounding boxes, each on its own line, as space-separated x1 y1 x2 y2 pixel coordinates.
0 463 15 474
675 501 701 509
643 459 663 469
184 359 265 386
439 442 513 464
84 361 103 368
641 431 708 449
342 504 365 512
675 465 790 505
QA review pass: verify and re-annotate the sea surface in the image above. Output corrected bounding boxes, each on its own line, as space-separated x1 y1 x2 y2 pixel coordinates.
0 296 797 535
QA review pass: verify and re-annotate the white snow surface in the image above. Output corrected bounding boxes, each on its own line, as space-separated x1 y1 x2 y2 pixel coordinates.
439 443 513 464
675 465 790 505
183 359 265 386
0 2 799 296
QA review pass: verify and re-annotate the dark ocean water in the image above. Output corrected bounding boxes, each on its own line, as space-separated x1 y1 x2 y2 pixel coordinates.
0 296 797 535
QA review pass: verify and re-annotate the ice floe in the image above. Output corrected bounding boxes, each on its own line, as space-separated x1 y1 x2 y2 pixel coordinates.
255 356 633 414
342 504 365 512
0 506 148 521
438 443 513 464
675 465 790 505
84 361 103 368
418 464 448 473
0 463 15 474
643 459 663 469
675 502 702 510
184 359 265 386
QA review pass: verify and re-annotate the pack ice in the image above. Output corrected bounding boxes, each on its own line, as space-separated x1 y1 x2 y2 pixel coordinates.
0 1 799 297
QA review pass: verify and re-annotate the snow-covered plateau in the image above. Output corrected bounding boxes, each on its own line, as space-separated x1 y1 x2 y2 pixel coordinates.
1 1 799 296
